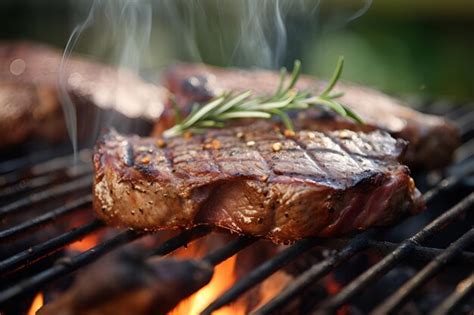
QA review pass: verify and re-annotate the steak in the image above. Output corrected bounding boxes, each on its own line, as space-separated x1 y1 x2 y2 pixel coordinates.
93 123 424 243
0 82 65 147
0 41 167 147
157 63 460 169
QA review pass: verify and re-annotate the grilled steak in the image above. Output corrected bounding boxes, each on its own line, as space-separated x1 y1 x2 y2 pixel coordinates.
0 41 167 147
0 82 65 147
94 123 424 243
157 63 460 169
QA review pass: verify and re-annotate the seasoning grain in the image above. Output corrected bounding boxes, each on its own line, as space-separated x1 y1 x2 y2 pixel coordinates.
204 139 221 150
283 129 295 137
155 138 166 148
272 142 282 152
141 156 151 164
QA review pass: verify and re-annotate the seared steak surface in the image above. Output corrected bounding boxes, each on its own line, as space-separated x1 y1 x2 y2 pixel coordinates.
94 124 424 243
158 63 459 169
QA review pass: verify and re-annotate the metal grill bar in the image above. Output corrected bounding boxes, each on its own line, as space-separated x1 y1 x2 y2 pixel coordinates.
372 228 474 314
359 238 474 265
455 139 474 162
0 195 92 241
251 232 372 315
0 220 104 275
0 163 92 200
147 226 212 257
0 230 143 305
203 236 256 266
423 175 462 204
0 151 91 189
0 175 92 217
432 273 474 315
27 149 91 175
458 110 474 137
252 232 474 314
316 192 474 313
200 238 320 315
0 145 73 175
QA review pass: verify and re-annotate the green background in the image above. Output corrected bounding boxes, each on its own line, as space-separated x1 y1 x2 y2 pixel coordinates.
1 0 473 102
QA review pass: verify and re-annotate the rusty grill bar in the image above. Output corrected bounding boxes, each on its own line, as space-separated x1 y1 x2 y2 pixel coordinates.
0 103 473 314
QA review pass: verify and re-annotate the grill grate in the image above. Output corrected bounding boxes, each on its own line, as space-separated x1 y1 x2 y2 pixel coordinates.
0 102 473 314
314 193 473 315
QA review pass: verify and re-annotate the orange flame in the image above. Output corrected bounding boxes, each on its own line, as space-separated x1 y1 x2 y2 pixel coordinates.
68 233 100 252
168 236 246 315
170 255 245 315
253 271 293 310
27 293 43 315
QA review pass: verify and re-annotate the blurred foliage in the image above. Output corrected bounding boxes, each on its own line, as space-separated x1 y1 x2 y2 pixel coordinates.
307 3 474 100
0 0 473 101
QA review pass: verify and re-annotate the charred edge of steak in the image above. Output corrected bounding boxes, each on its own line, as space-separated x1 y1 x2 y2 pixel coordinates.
158 63 460 170
93 126 424 244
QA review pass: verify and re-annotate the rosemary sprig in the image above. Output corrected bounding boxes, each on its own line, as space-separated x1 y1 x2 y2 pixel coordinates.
163 56 363 138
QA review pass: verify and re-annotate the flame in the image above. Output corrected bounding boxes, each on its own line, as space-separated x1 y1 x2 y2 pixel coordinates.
68 233 100 252
253 271 293 310
168 237 246 315
27 293 43 315
170 255 245 315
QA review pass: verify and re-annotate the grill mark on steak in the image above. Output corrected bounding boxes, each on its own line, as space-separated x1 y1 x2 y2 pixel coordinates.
158 63 460 170
294 131 374 187
214 129 274 180
245 130 291 182
256 132 330 185
320 131 366 171
93 124 424 243
204 138 225 176
288 135 339 179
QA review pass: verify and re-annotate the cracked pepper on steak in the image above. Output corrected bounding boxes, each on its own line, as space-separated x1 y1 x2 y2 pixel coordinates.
93 123 424 243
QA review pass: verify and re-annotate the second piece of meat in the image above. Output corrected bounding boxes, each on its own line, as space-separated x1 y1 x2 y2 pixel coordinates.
158 63 459 170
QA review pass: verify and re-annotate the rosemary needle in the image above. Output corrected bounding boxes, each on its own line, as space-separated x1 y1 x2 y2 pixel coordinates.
163 56 363 138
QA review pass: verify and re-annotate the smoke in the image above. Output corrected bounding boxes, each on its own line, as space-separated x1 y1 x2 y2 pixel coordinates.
60 0 371 154
103 0 152 71
156 0 374 70
59 1 97 156
230 0 288 69
347 0 373 23
59 0 152 155
157 0 310 69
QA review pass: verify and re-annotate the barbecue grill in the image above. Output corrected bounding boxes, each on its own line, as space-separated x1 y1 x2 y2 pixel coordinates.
0 101 472 315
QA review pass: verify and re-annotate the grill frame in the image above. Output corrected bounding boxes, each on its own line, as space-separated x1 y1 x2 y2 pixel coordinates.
0 103 473 315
